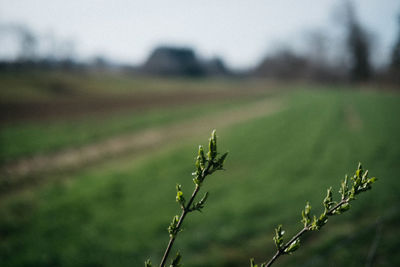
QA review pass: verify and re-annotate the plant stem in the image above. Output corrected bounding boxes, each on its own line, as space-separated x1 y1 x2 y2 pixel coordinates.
159 185 199 267
159 164 212 267
263 199 348 267
265 227 308 267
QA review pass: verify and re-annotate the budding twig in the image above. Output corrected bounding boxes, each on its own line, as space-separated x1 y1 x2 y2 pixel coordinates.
253 163 377 267
144 134 376 267
146 130 228 267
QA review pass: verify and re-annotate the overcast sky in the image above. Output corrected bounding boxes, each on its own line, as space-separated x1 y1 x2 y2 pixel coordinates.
1 0 399 69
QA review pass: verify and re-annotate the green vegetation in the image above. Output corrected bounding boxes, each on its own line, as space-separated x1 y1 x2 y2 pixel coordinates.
0 81 399 267
0 98 257 162
0 70 276 162
0 70 266 101
150 130 228 267
147 130 376 267
256 163 376 267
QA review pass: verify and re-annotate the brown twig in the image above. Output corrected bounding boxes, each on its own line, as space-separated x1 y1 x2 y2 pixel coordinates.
264 199 348 267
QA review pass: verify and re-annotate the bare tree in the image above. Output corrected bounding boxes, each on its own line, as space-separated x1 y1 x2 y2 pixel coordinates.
0 23 38 62
390 14 400 70
18 26 37 61
342 0 372 81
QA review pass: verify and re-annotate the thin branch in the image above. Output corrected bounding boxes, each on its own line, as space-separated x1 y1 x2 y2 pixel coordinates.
264 199 348 267
159 163 212 267
265 227 308 267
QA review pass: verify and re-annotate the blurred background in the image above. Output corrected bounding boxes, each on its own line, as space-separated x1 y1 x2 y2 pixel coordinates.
0 0 399 266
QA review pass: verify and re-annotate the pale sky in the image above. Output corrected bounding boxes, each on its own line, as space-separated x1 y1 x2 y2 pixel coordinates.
0 0 399 69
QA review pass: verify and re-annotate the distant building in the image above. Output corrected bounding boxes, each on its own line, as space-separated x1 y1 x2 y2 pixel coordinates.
142 46 204 76
141 46 231 77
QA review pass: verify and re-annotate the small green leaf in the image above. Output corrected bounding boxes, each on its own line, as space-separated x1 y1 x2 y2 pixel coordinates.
317 213 328 228
361 169 369 182
168 215 180 237
208 129 217 161
323 187 335 211
193 177 200 185
190 192 209 212
350 163 377 196
334 202 350 214
301 202 312 227
284 238 300 254
213 151 229 171
311 213 328 230
145 259 152 267
273 225 285 250
356 162 362 177
198 145 206 169
193 145 208 185
175 184 185 207
169 252 182 267
369 177 377 183
339 175 349 200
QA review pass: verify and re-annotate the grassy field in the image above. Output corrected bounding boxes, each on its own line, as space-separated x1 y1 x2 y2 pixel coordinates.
0 71 276 163
0 73 399 267
0 97 267 163
0 70 270 101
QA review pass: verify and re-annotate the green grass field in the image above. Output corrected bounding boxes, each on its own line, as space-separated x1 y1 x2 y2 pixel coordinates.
0 97 265 163
0 71 275 163
0 74 399 267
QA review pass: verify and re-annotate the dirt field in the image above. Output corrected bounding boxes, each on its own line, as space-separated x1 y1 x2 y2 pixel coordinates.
0 89 268 123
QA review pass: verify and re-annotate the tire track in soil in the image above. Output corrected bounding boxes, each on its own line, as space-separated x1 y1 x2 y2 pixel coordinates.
0 97 283 193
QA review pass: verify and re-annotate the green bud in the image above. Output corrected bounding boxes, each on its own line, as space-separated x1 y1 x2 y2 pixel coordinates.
194 158 202 180
168 215 180 237
170 252 182 267
352 164 363 193
208 130 217 161
213 152 229 171
284 238 300 254
198 145 206 170
193 146 207 184
301 202 312 227
350 163 377 196
273 225 285 250
334 202 350 214
356 162 362 176
339 175 349 200
175 184 185 207
310 215 318 231
311 213 328 231
190 192 209 212
361 169 369 182
368 176 377 184
176 191 183 201
349 187 356 200
193 177 201 185
317 213 328 228
145 259 152 267
323 187 334 211
249 259 265 267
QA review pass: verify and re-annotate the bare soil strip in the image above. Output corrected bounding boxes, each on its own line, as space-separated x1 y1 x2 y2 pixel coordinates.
0 97 283 192
0 89 267 123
